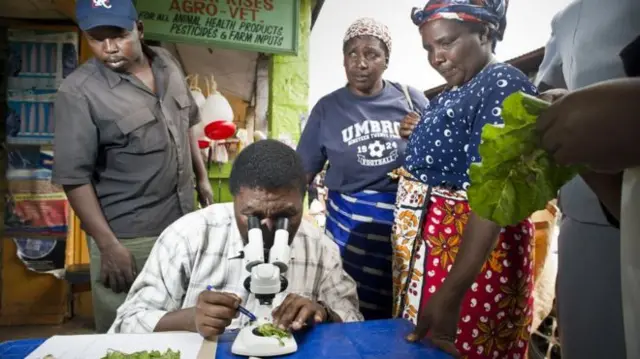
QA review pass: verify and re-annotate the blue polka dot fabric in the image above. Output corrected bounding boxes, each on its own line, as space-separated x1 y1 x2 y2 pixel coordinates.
404 63 538 190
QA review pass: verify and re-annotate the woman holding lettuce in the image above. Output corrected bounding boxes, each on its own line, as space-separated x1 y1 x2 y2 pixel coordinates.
391 1 538 358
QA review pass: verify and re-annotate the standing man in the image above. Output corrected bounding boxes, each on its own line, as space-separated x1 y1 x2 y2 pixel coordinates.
534 0 640 357
52 0 213 333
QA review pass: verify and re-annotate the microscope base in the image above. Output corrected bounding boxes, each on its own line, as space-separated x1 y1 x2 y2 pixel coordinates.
231 324 298 357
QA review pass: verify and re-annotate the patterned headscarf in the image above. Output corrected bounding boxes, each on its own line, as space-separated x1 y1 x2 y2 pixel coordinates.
343 17 392 56
411 0 509 40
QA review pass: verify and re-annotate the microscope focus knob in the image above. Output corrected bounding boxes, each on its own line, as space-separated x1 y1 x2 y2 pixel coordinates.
280 276 289 292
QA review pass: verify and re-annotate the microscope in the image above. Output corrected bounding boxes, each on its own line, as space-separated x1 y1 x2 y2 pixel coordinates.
231 216 299 357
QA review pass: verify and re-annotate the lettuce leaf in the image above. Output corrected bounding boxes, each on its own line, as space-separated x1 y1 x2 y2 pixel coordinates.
467 92 577 227
256 323 292 346
101 349 180 358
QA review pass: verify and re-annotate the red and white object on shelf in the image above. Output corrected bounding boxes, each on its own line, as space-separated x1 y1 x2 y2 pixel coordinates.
187 74 236 150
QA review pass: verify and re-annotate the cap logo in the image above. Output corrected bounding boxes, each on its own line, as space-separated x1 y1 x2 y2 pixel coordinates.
92 0 112 8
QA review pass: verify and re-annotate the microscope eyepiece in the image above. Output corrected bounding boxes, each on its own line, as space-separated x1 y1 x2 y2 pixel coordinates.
248 216 261 230
276 218 289 230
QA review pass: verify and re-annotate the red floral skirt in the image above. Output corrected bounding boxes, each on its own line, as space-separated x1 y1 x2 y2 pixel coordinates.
392 170 534 359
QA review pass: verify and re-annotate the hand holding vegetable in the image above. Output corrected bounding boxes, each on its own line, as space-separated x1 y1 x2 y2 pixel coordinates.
271 294 327 331
194 291 240 339
538 88 568 103
537 78 640 173
467 92 576 226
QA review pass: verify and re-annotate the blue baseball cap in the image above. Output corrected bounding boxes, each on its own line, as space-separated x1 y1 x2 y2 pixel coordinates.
75 0 138 31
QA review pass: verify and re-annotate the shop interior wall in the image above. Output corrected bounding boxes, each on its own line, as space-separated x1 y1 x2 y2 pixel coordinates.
0 22 83 326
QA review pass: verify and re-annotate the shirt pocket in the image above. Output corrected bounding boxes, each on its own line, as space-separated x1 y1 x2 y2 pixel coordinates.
116 107 167 154
173 93 192 132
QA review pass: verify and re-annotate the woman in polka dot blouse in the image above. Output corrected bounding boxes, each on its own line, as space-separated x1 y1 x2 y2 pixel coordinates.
390 1 538 358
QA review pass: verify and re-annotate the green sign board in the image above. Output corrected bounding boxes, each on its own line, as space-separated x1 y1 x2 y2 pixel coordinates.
133 0 299 55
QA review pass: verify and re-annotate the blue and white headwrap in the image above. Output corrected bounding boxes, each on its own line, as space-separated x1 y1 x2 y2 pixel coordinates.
411 0 509 40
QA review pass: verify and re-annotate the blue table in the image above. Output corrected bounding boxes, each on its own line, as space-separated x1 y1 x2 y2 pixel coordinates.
0 319 452 359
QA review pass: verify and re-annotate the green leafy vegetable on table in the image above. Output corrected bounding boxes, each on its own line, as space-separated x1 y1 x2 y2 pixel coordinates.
467 91 578 227
100 348 180 359
256 323 292 346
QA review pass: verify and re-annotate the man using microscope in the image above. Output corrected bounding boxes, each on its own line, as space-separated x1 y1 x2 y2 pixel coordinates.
109 139 363 337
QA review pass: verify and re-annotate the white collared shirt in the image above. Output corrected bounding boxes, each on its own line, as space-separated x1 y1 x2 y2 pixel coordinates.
109 203 363 334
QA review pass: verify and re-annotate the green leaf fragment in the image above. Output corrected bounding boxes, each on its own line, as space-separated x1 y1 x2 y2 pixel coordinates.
100 348 181 359
256 323 292 346
468 92 578 227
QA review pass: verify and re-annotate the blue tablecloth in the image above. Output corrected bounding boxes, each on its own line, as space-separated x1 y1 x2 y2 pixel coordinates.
0 319 452 359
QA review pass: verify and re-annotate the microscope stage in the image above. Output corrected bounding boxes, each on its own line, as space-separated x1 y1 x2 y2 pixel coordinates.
231 322 298 357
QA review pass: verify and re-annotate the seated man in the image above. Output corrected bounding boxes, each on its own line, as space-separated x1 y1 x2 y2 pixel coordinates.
109 139 363 337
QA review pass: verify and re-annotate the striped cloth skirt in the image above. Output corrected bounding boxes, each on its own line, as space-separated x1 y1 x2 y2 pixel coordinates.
325 190 395 320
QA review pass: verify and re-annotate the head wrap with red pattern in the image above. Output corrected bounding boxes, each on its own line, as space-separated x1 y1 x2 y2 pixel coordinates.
411 0 509 41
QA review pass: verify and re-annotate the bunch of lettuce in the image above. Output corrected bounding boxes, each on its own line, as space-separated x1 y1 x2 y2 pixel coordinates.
100 349 180 359
467 92 577 227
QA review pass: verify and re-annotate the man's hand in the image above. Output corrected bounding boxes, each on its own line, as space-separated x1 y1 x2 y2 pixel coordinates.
537 79 640 172
538 88 568 103
196 178 214 207
99 242 137 293
271 294 327 331
195 291 240 339
400 112 420 139
406 288 462 358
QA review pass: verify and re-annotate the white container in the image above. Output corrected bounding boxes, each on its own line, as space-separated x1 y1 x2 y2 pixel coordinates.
201 92 234 126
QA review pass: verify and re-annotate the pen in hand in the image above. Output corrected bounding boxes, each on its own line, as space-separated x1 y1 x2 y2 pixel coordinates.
206 285 257 322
